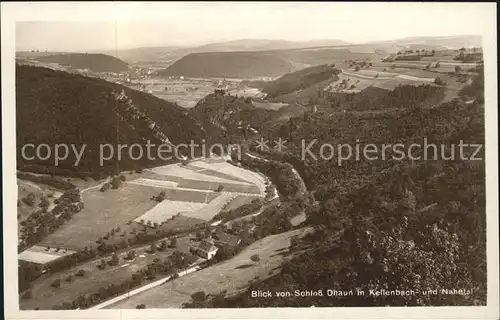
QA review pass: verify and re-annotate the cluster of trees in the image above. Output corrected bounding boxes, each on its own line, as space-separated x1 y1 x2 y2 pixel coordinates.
21 193 37 207
326 84 446 111
346 59 372 70
458 67 484 104
50 251 197 310
17 172 76 190
212 199 263 222
18 188 83 251
94 220 206 257
100 175 125 192
454 51 483 62
20 222 205 296
151 190 166 202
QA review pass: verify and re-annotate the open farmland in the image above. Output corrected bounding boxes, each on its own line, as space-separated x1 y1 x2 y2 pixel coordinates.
131 159 265 225
135 199 209 224
39 183 159 250
182 192 238 221
127 78 220 109
189 160 267 192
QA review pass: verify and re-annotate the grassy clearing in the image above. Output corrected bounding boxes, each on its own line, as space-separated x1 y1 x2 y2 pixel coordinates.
39 184 159 250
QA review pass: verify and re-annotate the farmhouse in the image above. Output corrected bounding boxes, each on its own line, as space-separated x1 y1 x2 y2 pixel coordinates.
196 240 218 260
212 230 241 248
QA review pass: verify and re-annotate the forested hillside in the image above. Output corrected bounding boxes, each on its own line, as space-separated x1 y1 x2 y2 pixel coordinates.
182 69 486 307
158 51 297 78
262 64 340 98
16 65 205 178
34 53 129 73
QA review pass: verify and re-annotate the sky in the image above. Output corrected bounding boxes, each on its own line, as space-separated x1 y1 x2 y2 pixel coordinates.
12 2 494 52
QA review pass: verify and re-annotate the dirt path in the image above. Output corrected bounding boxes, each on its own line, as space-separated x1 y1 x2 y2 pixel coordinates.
80 177 111 194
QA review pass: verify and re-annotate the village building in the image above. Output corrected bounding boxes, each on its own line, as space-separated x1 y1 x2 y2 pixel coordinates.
196 240 218 260
212 230 241 248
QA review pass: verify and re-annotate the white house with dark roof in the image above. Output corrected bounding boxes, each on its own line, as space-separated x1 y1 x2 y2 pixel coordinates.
196 240 218 260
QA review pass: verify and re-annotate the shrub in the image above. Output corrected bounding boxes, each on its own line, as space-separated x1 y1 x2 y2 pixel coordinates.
110 177 122 189
191 291 207 302
125 250 136 260
108 253 119 266
39 196 49 208
75 269 86 277
100 183 110 192
51 279 61 288
434 77 447 86
136 304 146 309
22 193 36 207
250 254 260 262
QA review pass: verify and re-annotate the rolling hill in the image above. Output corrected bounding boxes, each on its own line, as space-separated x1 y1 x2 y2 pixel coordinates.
157 51 298 78
33 53 129 73
158 48 381 79
16 65 206 178
103 39 350 65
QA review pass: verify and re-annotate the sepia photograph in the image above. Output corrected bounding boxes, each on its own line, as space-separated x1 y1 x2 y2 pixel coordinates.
1 2 498 320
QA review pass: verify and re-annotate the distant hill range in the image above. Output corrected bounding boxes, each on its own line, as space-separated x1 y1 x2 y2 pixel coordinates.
158 48 380 78
16 65 206 178
191 39 351 52
366 35 482 49
19 53 129 73
103 39 351 64
153 35 481 79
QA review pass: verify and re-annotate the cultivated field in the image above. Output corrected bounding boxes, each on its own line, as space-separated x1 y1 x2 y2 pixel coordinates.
25 158 265 250
135 199 209 224
182 192 237 221
18 245 77 264
39 184 159 250
107 227 312 309
189 160 267 192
